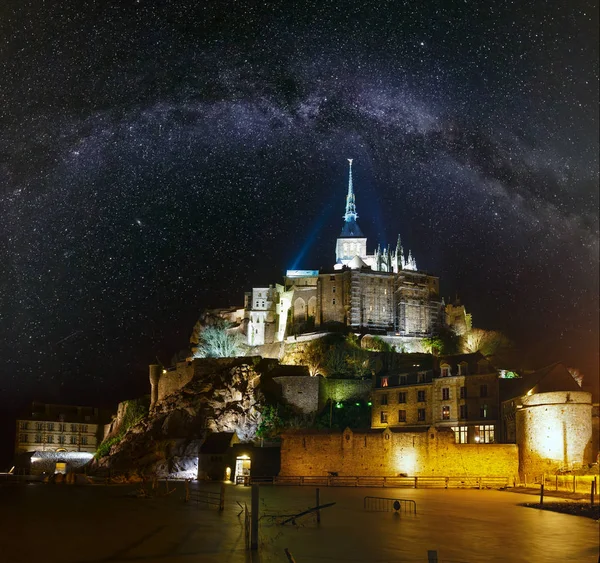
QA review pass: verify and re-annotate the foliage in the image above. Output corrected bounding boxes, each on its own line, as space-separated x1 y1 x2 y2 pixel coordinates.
460 328 513 357
423 326 460 355
256 403 315 439
192 321 246 358
314 399 372 430
95 397 149 459
361 335 394 353
302 333 371 378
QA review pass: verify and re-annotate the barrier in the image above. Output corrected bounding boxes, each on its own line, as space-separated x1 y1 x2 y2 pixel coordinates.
364 496 417 514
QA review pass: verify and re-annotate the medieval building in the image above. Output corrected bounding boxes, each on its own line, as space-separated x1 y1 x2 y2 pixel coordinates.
245 160 451 349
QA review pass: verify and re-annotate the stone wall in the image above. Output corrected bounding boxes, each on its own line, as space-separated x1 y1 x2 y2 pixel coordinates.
273 376 320 414
516 391 592 476
280 426 518 478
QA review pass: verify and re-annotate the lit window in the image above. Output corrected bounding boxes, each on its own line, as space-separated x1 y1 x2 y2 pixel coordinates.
398 410 406 422
380 394 388 406
380 412 388 424
480 385 488 398
417 409 426 422
480 404 488 419
398 392 406 403
442 406 450 420
442 388 450 400
381 377 388 387
452 426 467 444
475 425 495 443
460 405 468 419
417 390 426 402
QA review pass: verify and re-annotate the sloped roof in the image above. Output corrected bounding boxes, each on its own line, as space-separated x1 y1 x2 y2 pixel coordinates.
339 219 365 238
201 432 237 454
499 362 581 402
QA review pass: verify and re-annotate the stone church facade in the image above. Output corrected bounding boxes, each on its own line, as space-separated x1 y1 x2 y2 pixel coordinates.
245 160 451 348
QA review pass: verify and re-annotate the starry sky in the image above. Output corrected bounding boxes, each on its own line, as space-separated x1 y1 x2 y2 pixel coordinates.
1 0 598 423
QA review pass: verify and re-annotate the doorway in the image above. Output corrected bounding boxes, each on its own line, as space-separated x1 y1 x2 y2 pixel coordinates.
234 455 251 485
55 462 67 474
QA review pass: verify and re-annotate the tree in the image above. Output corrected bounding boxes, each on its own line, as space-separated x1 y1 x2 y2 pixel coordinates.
460 328 513 357
192 322 246 358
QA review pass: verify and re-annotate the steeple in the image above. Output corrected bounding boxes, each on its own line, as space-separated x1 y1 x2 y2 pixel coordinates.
344 158 357 223
339 158 364 238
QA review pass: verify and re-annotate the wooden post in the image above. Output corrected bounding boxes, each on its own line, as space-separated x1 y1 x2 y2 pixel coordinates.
445 477 449 489
251 484 259 551
414 476 418 489
524 474 527 487
591 479 595 506
478 477 482 490
316 488 321 524
540 483 544 506
555 475 558 491
573 475 576 494
220 483 226 511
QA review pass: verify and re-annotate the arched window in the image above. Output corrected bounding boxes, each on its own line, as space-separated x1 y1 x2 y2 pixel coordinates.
293 297 307 322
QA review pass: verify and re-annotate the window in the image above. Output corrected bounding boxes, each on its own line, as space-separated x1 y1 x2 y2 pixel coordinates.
20 434 28 443
475 425 495 443
381 377 388 387
399 375 407 385
460 404 468 419
442 388 450 400
398 392 406 403
35 434 42 443
58 435 66 444
442 406 450 420
70 436 77 444
417 390 426 402
460 386 467 399
71 424 77 432
330 275 335 281
380 412 388 424
417 409 426 422
47 423 54 431
457 363 468 375
81 436 88 445
46 435 54 443
480 385 488 398
417 373 425 383
452 426 468 444
332 286 336 293
380 394 388 406
441 365 451 377
480 404 488 419
398 410 406 422
332 299 336 305
36 422 44 431
20 421 29 430
59 423 66 432
80 425 88 432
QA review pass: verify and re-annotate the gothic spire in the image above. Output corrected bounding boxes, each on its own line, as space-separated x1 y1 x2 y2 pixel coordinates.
343 158 358 223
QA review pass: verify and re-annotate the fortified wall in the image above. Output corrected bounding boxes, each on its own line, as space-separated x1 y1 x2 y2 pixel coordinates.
280 426 518 478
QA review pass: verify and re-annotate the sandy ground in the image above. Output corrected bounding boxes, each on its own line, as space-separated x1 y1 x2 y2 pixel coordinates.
2 482 598 562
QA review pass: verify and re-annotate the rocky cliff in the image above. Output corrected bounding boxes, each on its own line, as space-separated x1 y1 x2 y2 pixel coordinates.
92 358 266 478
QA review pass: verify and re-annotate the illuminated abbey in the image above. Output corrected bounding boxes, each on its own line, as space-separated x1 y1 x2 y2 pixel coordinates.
244 160 468 348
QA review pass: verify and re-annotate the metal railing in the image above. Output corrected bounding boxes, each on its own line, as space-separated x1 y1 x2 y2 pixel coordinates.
517 473 598 495
265 475 512 489
364 496 417 514
189 484 225 510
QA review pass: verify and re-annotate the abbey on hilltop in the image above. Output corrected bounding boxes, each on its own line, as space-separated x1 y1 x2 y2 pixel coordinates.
241 160 469 351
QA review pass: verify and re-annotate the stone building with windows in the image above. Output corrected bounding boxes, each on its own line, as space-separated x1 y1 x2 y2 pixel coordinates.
371 352 500 445
15 402 109 474
241 160 449 350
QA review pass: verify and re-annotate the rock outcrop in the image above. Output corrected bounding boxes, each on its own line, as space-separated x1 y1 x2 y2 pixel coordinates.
93 358 266 478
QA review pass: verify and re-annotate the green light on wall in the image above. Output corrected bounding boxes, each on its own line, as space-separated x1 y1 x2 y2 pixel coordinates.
335 403 343 409
367 401 372 406
355 402 360 406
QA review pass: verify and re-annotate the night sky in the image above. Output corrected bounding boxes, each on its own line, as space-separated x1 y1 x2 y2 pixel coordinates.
1 0 598 424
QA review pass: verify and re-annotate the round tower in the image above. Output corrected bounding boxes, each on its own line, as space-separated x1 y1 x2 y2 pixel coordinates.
516 391 592 477
149 364 162 409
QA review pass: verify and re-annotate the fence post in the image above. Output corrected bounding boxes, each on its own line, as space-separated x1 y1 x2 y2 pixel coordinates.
555 475 558 492
573 475 576 494
414 476 418 489
251 484 259 551
316 488 321 524
478 477 482 490
591 480 595 506
524 474 527 487
445 477 449 489
540 483 544 506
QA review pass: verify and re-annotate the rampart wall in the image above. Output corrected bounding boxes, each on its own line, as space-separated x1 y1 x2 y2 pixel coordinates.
280 427 518 478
